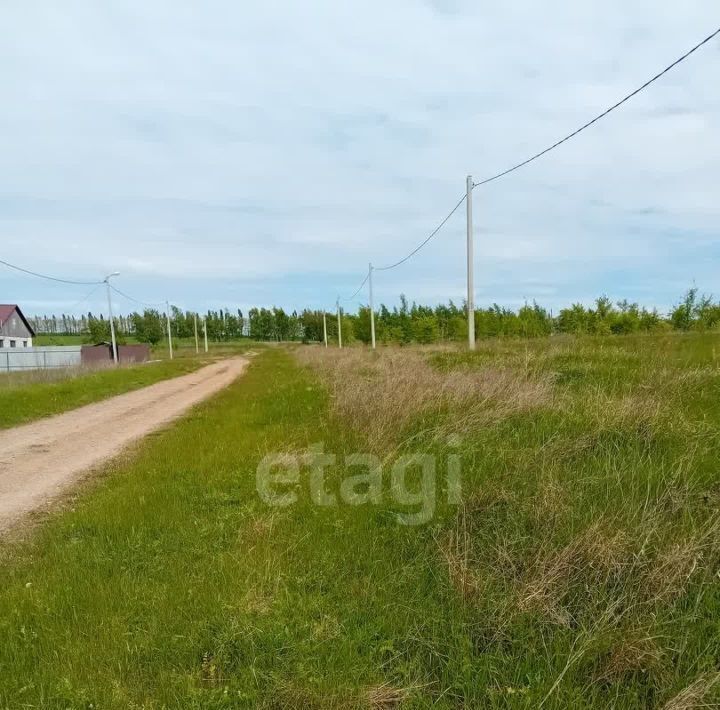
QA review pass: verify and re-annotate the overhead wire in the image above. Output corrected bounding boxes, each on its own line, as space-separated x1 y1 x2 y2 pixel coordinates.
342 271 370 302
374 193 467 272
337 26 720 301
0 258 103 286
337 191 466 305
109 284 166 309
67 283 105 311
473 26 720 187
1 256 171 313
5 29 720 316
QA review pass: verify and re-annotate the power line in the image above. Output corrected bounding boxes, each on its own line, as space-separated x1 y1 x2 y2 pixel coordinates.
338 190 466 306
337 26 720 311
67 283 104 311
0 258 103 285
473 26 720 187
374 192 467 272
342 271 370 302
109 284 165 309
0 255 172 312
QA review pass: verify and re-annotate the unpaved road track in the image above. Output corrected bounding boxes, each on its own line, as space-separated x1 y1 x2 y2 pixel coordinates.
0 357 248 532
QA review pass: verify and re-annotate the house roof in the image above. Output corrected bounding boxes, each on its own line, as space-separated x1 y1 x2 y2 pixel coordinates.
0 304 36 336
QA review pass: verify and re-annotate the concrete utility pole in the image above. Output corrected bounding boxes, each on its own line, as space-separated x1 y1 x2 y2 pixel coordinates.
194 313 199 354
368 262 376 350
336 298 342 349
466 174 476 351
203 315 208 352
104 271 120 364
322 312 328 347
165 300 173 360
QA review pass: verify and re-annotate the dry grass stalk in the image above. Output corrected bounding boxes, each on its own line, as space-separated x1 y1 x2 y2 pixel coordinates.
644 536 709 604
242 587 273 615
661 672 720 710
365 682 411 708
595 634 665 683
517 522 632 626
564 389 663 434
531 477 567 525
438 472 719 637
296 346 553 448
436 507 483 603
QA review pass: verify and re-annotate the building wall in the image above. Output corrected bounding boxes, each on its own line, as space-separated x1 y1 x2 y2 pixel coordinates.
0 310 33 339
0 336 32 348
0 335 32 349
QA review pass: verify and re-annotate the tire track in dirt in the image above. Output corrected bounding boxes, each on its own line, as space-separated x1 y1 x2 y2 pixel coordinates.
0 357 248 532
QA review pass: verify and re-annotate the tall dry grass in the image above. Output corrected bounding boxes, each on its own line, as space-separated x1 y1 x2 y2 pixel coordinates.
295 340 720 704
435 481 720 699
296 346 554 450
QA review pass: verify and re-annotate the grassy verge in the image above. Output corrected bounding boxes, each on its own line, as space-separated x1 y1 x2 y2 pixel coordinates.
151 338 264 361
33 334 94 346
295 335 720 707
1 338 719 707
0 358 205 428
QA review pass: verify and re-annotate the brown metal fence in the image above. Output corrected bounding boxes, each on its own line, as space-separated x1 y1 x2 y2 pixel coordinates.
80 344 150 366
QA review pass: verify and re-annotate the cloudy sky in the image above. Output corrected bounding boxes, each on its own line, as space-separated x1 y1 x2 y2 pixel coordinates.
1 1 718 317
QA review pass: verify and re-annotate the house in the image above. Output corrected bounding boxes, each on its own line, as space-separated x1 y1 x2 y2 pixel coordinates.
0 304 35 348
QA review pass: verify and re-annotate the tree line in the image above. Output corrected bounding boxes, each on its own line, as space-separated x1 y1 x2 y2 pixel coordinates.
30 289 720 345
29 309 247 344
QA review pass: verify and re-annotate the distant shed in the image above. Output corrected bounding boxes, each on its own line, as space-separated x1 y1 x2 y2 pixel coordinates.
81 343 151 366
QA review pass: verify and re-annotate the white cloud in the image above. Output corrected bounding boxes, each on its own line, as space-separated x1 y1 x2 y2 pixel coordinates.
0 0 718 314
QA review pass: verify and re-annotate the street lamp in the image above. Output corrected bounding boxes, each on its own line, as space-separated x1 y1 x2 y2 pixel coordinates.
104 272 120 364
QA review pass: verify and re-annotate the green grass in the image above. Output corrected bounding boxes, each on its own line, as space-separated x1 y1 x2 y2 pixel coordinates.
33 334 90 346
151 338 263 361
1 336 720 707
0 358 206 428
0 339 263 429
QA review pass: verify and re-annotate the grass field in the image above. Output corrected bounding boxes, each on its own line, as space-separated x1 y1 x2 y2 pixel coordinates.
0 358 204 428
1 335 719 707
151 338 262 361
33 334 91 346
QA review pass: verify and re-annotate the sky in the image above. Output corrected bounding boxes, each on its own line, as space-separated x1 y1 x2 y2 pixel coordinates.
0 1 718 317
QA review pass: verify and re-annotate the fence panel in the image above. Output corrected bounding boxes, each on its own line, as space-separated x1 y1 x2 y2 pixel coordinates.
0 346 82 372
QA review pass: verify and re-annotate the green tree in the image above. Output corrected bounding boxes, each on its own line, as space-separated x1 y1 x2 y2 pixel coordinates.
87 316 109 343
670 289 697 331
131 309 165 345
412 315 439 344
354 307 372 344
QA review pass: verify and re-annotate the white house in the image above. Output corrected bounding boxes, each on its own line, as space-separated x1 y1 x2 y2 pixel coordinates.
0 304 35 348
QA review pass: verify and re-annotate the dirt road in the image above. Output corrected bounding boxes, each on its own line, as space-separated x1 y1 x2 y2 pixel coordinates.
0 357 248 531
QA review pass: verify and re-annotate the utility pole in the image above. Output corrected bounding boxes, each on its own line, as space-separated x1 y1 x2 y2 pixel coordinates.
368 262 376 350
466 174 475 351
194 313 199 354
203 315 208 352
336 298 342 349
165 300 173 360
322 312 328 347
104 272 120 364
